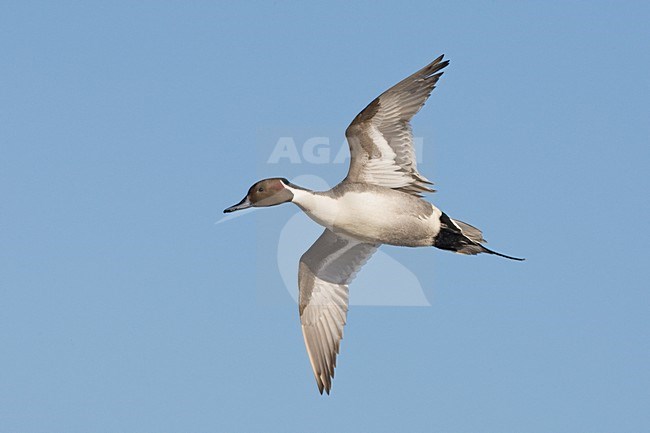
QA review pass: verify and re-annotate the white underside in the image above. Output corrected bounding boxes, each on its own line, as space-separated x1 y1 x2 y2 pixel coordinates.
287 186 441 246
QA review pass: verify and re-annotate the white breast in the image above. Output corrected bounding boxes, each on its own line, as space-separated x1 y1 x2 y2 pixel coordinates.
289 188 341 230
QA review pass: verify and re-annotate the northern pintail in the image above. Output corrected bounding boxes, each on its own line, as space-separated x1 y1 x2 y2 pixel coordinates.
224 55 523 394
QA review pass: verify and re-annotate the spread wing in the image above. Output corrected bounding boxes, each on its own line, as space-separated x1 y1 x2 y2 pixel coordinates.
298 229 378 394
344 55 449 196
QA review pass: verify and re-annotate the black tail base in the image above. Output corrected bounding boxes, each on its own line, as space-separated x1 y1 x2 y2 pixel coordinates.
434 212 524 261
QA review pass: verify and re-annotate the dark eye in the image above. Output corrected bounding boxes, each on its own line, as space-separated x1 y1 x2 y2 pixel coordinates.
258 187 264 192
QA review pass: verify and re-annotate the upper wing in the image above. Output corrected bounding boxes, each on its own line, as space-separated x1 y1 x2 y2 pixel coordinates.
299 229 378 394
344 55 449 196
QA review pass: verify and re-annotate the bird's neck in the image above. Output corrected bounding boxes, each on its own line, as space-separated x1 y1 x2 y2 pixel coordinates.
284 184 315 206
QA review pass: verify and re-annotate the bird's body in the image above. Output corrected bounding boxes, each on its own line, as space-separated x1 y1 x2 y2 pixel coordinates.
224 55 523 394
288 183 441 247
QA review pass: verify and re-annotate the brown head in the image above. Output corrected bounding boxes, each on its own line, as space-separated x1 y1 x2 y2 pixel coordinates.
223 177 294 213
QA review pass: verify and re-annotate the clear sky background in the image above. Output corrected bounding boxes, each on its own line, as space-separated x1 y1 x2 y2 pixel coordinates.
1 1 649 432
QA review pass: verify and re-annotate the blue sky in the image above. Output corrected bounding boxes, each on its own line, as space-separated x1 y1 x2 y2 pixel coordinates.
1 1 649 432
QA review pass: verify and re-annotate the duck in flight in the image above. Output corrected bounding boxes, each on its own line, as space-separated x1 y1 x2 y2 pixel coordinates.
224 55 523 394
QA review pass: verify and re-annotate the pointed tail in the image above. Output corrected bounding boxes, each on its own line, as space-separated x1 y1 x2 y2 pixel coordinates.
433 213 525 261
478 244 525 261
